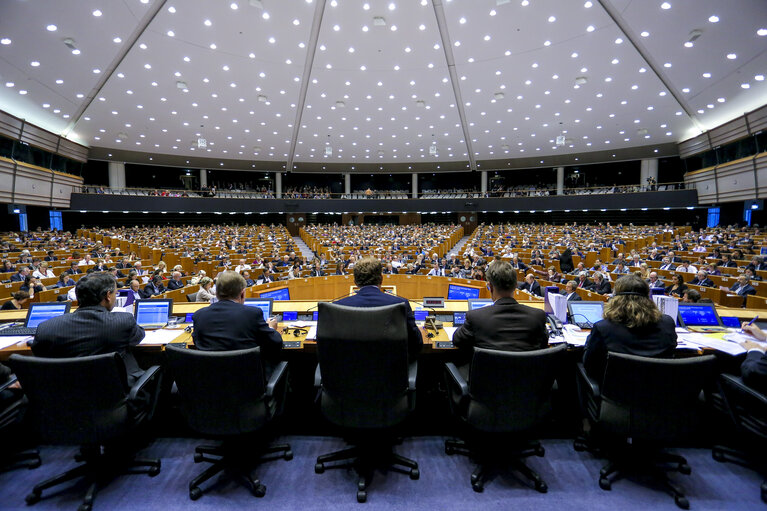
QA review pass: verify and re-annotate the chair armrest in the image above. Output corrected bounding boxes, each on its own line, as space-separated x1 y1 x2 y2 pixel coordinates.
444 362 469 398
314 363 322 388
0 375 17 393
129 365 162 401
266 361 289 398
408 361 417 391
576 362 600 398
721 373 767 406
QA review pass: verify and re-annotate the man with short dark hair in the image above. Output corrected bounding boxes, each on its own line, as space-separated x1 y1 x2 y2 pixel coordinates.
64 261 82 276
142 275 165 298
453 261 548 369
334 257 422 358
192 271 283 359
562 280 582 301
31 273 145 385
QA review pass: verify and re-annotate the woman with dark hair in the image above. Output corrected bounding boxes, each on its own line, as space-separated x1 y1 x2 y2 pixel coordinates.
583 274 677 382
1 291 30 310
665 273 688 298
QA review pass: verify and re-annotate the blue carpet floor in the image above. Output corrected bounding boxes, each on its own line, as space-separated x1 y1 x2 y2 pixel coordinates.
0 436 763 510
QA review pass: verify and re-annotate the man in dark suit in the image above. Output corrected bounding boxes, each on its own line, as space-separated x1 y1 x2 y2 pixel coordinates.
242 271 256 287
453 261 547 371
142 275 166 298
9 267 29 282
31 273 145 386
562 280 582 301
589 272 612 295
659 257 676 271
166 271 185 290
192 272 283 365
44 250 58 262
518 273 542 297
64 262 82 276
689 270 714 287
740 324 767 393
383 262 399 275
575 271 593 290
309 262 325 277
334 257 422 359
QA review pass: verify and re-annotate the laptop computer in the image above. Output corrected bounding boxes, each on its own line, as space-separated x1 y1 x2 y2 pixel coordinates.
467 299 493 310
0 302 71 336
452 311 467 326
244 298 273 323
134 299 173 330
677 302 727 332
567 301 604 329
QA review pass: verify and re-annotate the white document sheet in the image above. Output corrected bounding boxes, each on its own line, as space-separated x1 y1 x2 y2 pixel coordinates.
139 329 185 345
0 336 33 350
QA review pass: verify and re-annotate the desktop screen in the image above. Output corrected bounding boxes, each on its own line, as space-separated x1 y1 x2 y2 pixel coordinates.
26 303 69 328
312 310 319 321
281 311 298 322
244 299 273 322
720 316 740 328
447 284 481 300
567 301 604 326
468 299 493 310
135 300 171 326
678 303 721 327
260 287 290 301
414 310 429 322
453 312 466 325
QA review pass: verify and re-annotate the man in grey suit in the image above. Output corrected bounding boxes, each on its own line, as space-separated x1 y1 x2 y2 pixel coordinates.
31 272 145 385
452 261 548 373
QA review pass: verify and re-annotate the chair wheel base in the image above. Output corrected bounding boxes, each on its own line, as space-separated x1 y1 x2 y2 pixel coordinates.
599 477 612 491
535 481 548 493
189 486 203 501
193 453 204 463
148 465 161 477
678 463 691 475
284 450 293 461
78 504 92 511
410 468 420 480
357 490 367 503
314 463 325 474
25 492 41 505
472 482 484 493
252 483 266 498
675 495 690 509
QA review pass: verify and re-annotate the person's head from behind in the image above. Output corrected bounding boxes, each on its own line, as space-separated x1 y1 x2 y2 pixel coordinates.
11 290 30 306
486 261 518 298
682 289 701 303
75 273 117 310
216 271 247 302
353 257 383 288
604 274 661 329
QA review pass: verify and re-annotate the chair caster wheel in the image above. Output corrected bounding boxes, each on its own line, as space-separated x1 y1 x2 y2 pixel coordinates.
679 463 691 475
445 445 456 455
470 473 479 484
357 490 367 503
472 482 484 493
78 503 92 511
25 492 41 505
189 486 203 501
315 463 325 474
712 450 725 462
574 439 587 452
148 463 161 477
675 495 690 509
284 450 293 461
535 481 548 493
358 480 367 491
599 477 611 491
252 484 266 498
28 460 41 469
535 446 545 457
410 468 420 480
193 453 204 463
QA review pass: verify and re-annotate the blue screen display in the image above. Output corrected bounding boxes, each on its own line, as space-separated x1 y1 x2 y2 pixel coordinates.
244 299 272 322
26 303 68 328
185 313 194 323
453 312 466 325
468 299 493 310
448 284 481 300
281 311 298 322
678 304 720 326
260 287 290 301
135 301 170 326
414 310 429 321
312 310 318 321
720 316 740 328
567 302 604 326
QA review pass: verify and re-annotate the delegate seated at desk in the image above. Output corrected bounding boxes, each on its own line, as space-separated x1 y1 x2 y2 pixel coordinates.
30 273 146 386
582 274 677 384
452 261 548 371
334 257 422 359
738 324 767 394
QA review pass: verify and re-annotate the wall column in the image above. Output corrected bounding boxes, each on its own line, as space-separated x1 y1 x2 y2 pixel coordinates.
344 173 351 194
199 169 207 188
480 171 487 194
108 162 126 190
412 173 418 198
556 166 564 195
275 172 282 198
640 158 659 189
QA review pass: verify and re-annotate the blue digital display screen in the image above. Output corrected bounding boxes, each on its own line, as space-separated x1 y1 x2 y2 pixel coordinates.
260 287 290 301
453 312 466 325
720 316 740 328
281 311 298 322
185 313 194 323
448 284 481 300
312 310 318 321
26 303 69 328
468 299 493 310
414 310 429 321
244 299 272 322
567 302 604 326
135 300 171 326
678 304 720 326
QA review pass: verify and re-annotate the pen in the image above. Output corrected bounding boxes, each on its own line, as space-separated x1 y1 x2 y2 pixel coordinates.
740 316 758 334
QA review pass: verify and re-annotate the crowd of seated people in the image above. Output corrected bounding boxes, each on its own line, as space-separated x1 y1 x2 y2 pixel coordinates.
282 186 331 199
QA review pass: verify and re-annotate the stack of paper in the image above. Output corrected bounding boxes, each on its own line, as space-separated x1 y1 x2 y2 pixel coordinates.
562 325 590 347
140 329 185 345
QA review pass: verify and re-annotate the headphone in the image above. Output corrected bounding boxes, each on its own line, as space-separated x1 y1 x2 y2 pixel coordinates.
283 327 308 337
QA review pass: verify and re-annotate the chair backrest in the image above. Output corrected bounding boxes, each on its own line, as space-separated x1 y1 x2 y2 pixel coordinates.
467 344 566 433
7 353 131 445
186 293 197 303
164 344 268 436
316 302 409 428
599 352 716 441
718 373 767 441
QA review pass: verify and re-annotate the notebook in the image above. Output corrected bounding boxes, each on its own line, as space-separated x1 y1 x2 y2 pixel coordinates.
0 302 71 336
134 299 172 329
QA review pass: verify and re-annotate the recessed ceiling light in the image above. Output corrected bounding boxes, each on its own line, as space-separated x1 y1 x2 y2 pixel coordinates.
615 38 623 44
702 72 711 78
93 68 101 73
230 2 238 9
4 82 13 87
388 2 396 10
548 15 556 22
204 19 212 26
262 12 270 19
640 31 649 37
333 24 340 31
167 30 175 37
586 25 595 32
18 90 27 95
46 24 57 31
0 38 11 45
167 6 176 13
741 83 750 89
758 28 767 36
268 37 275 43
727 53 737 59
708 15 719 22
664 62 672 67
30 61 40 67
92 9 102 17
584 0 592 6
756 75 765 81
660 2 671 9
684 41 693 48
55 79 63 84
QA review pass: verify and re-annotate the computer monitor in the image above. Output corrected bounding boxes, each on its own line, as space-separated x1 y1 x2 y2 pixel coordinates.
447 284 481 300
567 301 604 328
281 311 298 322
677 302 723 328
259 287 290 301
414 310 429 322
452 311 467 325
24 302 71 328
244 298 273 322
312 310 319 321
134 299 172 328
467 299 493 310
720 316 741 328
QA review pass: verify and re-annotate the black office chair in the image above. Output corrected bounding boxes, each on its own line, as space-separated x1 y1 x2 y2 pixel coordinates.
7 353 162 511
314 302 418 503
444 344 566 493
186 292 197 303
164 344 292 500
575 353 715 509
713 373 767 503
0 375 41 471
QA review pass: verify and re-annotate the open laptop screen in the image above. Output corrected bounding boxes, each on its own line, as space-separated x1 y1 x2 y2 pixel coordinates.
26 302 70 328
134 299 172 327
677 303 723 328
244 298 273 322
567 301 604 327
467 299 493 310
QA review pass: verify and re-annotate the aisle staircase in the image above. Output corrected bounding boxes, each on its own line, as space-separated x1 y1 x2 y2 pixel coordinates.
293 236 315 261
447 235 471 257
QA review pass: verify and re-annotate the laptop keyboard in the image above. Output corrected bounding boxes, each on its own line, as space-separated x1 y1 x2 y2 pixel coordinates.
0 327 36 336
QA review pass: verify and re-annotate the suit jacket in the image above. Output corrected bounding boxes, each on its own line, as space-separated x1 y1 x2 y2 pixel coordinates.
192 300 283 359
452 297 548 366
166 279 184 290
741 350 767 394
563 292 582 301
591 280 612 294
44 256 58 262
142 282 165 298
9 273 24 282
519 280 542 297
583 316 677 383
659 264 676 271
689 277 714 287
335 286 422 358
731 283 757 296
310 269 325 277
32 305 145 385
576 278 593 289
